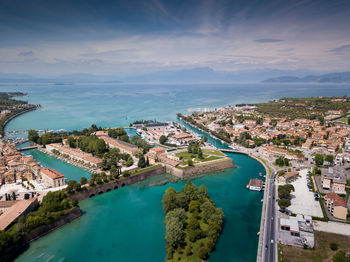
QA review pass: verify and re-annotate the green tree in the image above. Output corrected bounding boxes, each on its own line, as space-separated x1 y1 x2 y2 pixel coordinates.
325 155 334 163
165 216 184 248
189 200 200 214
159 135 167 144
163 187 180 213
182 181 200 201
138 155 147 168
278 198 291 209
67 136 76 148
187 159 194 166
165 208 187 225
80 177 87 185
315 154 324 166
28 130 39 143
199 184 208 198
198 148 203 159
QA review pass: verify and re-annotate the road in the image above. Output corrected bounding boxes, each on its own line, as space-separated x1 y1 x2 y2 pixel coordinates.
263 171 277 262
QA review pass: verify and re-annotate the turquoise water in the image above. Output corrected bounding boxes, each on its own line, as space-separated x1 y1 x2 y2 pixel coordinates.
15 152 265 262
3 82 343 261
21 149 91 181
3 83 350 132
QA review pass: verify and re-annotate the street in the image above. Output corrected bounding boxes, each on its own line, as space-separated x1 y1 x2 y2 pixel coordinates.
264 171 277 262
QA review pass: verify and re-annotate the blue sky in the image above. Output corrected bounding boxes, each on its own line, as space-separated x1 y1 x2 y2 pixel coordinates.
0 0 350 76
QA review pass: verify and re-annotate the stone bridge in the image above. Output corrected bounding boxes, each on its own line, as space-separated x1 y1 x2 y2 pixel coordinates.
71 166 166 201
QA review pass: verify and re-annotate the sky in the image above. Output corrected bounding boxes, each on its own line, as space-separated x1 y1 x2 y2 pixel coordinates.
0 0 350 77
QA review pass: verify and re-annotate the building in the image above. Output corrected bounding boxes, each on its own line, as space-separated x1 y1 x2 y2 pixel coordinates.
278 171 299 184
40 168 65 188
279 214 314 248
0 198 38 230
247 178 264 191
321 174 347 194
321 176 332 190
96 134 142 155
144 122 169 131
324 193 348 220
345 140 350 152
170 133 197 145
146 147 180 167
46 143 102 167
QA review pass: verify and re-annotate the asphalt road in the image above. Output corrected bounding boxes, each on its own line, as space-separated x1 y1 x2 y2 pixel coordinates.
264 171 277 262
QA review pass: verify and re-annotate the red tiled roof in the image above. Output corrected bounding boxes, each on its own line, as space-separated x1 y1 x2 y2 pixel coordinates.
41 168 65 180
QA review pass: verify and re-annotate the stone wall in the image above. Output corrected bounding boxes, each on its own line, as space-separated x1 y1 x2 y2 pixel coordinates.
0 207 82 262
71 166 166 201
166 158 234 179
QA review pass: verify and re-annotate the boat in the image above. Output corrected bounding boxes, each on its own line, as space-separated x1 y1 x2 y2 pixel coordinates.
136 129 143 136
259 172 263 176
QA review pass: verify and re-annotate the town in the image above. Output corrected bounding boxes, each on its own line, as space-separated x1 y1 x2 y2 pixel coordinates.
178 97 350 262
1 96 350 262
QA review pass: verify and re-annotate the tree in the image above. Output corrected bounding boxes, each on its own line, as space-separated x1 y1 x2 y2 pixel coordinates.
28 130 39 143
165 216 184 248
165 208 187 225
80 177 88 185
314 154 324 166
182 181 200 201
67 136 76 148
278 198 291 209
187 215 201 241
189 200 200 214
163 187 179 213
187 159 194 166
325 155 334 163
159 135 167 144
198 148 203 159
199 184 208 198
138 155 147 168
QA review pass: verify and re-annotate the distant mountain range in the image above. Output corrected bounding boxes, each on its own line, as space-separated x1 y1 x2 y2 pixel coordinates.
2 68 348 84
121 67 314 83
0 73 121 83
262 71 350 83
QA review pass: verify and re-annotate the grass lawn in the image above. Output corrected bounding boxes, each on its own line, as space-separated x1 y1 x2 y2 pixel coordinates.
280 231 350 262
175 151 223 165
202 149 226 156
130 164 163 176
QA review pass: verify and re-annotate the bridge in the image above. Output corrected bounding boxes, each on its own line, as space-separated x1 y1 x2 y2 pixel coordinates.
219 148 247 154
17 146 38 151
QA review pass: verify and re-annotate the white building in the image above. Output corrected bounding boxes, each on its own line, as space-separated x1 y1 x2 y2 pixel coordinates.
40 168 65 188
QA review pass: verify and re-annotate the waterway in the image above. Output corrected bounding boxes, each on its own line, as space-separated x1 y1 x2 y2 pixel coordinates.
15 152 265 262
0 83 280 261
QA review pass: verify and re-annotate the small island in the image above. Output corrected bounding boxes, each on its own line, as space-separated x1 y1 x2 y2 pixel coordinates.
162 181 224 261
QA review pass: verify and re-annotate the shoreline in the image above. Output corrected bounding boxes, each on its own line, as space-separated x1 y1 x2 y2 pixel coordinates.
2 106 38 135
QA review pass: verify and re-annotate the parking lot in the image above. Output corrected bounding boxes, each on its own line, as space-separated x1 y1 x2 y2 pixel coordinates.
288 169 323 217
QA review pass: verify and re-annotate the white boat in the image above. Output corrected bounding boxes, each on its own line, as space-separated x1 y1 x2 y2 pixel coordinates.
136 129 143 136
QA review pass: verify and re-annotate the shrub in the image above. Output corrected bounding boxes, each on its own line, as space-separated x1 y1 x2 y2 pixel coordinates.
330 242 339 251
